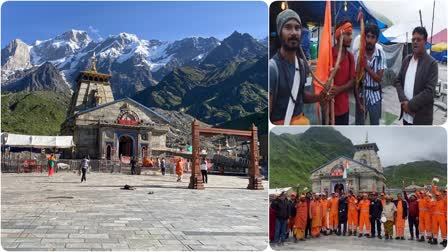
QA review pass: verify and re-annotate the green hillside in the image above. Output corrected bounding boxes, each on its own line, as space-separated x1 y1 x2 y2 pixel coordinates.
1 91 70 135
270 127 355 189
384 161 447 187
133 56 267 125
216 108 268 136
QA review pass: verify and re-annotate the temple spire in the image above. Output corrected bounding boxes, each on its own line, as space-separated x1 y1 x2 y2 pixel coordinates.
365 132 369 144
90 52 97 72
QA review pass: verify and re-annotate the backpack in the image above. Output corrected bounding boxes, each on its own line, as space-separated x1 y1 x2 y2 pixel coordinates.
269 55 306 118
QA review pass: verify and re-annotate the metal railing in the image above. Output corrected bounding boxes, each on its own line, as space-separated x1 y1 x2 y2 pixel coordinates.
1 157 181 175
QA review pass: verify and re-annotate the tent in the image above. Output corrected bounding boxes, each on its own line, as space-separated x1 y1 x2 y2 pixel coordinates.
1 133 74 149
432 42 448 52
382 21 421 43
430 42 447 62
269 1 392 39
284 1 391 29
429 28 447 44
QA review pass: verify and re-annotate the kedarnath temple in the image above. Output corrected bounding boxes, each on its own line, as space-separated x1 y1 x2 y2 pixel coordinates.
310 136 386 194
61 55 170 160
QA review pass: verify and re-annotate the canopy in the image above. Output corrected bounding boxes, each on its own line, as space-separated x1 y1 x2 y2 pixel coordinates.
382 21 420 43
269 1 392 38
2 133 74 148
432 42 447 52
286 1 390 29
429 28 447 44
268 187 292 195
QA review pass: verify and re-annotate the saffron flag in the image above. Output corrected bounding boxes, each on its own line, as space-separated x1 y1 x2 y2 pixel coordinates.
313 0 333 119
355 8 366 88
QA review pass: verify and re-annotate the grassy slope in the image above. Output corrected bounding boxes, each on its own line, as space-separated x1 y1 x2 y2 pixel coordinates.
1 91 70 135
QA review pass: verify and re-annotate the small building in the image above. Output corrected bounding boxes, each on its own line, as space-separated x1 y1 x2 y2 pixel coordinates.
61 55 170 160
311 139 386 194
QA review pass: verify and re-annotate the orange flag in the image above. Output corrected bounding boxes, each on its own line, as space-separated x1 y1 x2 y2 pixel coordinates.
355 8 366 88
313 0 333 95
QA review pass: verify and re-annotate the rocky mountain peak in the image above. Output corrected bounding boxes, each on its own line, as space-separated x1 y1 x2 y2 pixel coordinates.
1 38 31 71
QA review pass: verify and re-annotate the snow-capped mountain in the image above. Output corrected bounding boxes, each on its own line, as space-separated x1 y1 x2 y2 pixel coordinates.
30 30 92 65
1 29 264 98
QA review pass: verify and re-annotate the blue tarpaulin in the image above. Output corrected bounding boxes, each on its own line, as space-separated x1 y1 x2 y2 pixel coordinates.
286 1 389 29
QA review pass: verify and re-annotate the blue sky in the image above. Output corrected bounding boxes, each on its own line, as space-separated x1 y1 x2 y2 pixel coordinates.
1 1 267 46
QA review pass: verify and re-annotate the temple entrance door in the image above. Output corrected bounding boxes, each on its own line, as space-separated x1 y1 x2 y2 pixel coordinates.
331 181 345 194
141 146 147 160
106 145 112 160
119 136 134 157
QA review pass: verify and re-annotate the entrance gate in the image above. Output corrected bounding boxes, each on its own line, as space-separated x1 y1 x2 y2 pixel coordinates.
188 120 264 190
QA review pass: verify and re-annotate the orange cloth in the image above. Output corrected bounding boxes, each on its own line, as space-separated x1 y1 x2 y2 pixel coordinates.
348 196 359 232
321 198 329 230
329 197 339 230
335 22 353 41
381 199 386 206
287 216 295 233
358 199 371 234
432 198 447 240
272 113 310 125
176 160 183 176
294 201 308 239
143 158 154 167
395 200 405 237
309 200 322 237
313 0 333 118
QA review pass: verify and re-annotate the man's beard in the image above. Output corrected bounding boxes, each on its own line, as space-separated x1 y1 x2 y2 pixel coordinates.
282 38 300 52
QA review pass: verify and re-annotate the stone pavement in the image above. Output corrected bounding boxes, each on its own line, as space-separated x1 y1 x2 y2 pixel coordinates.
272 225 445 251
1 172 268 251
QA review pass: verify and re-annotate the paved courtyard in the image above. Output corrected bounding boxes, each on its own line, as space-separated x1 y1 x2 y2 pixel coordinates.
1 172 268 251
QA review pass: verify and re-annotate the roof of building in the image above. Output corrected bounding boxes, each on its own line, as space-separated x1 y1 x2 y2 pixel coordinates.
70 97 171 124
310 155 384 175
354 143 379 152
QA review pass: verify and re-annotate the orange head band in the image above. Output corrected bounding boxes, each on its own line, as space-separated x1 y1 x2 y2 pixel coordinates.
335 22 353 41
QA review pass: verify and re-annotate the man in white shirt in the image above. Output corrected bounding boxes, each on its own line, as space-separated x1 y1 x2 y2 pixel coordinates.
395 26 438 125
200 157 208 184
80 155 90 183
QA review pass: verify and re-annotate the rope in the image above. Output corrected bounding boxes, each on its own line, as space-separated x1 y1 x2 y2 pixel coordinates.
298 33 345 125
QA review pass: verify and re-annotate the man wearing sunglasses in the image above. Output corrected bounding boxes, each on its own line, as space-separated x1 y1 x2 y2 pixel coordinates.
394 26 438 125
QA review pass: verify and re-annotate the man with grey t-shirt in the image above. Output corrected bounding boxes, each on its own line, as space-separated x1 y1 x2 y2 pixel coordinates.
270 9 330 125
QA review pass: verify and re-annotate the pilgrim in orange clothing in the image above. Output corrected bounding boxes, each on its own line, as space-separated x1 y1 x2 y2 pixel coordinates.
47 154 56 177
347 193 359 235
329 193 339 232
294 195 308 240
175 158 183 182
320 193 329 234
395 193 406 239
416 190 433 241
309 194 323 237
431 183 447 246
358 193 371 236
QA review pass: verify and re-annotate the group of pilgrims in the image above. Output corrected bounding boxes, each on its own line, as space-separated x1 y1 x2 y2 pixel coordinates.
269 183 447 248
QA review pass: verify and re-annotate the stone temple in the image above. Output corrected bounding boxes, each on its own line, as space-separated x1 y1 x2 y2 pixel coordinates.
310 137 386 194
61 55 170 160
